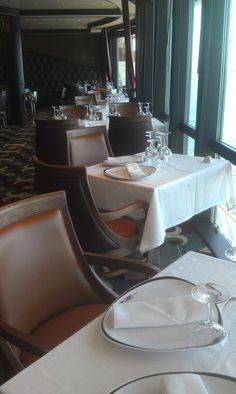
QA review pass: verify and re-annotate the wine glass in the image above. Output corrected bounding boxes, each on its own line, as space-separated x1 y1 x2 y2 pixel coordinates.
191 282 229 343
145 130 159 165
145 102 152 116
138 102 145 115
155 131 172 162
225 246 236 261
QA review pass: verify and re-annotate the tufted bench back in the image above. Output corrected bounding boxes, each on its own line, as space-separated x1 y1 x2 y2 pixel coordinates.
23 52 104 107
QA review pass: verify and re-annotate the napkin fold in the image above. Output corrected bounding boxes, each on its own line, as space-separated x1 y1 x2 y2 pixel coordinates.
112 295 208 328
103 155 143 166
125 163 146 178
159 374 208 394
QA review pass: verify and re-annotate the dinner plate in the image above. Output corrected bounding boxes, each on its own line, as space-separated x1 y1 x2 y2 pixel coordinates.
107 372 236 393
102 277 222 351
102 154 145 166
103 165 157 181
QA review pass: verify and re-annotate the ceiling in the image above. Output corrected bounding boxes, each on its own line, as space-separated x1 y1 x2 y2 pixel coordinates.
0 0 135 33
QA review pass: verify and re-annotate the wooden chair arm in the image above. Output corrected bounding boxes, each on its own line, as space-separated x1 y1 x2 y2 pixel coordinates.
0 319 49 357
100 201 148 222
84 252 160 276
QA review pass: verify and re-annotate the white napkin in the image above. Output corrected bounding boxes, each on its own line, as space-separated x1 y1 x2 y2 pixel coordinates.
159 374 208 394
103 155 143 166
125 163 146 178
112 295 208 328
202 156 212 163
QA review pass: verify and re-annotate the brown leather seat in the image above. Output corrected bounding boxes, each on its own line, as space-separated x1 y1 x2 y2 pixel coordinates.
66 125 113 166
0 191 158 378
113 101 139 116
108 114 152 156
35 118 79 164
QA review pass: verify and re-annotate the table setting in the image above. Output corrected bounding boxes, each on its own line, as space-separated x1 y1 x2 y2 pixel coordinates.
2 252 236 394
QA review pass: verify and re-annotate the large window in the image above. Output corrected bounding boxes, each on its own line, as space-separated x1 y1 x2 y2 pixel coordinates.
117 35 136 88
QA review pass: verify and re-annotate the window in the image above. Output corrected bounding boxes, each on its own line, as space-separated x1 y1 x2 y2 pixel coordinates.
117 35 136 88
186 0 202 128
219 0 236 148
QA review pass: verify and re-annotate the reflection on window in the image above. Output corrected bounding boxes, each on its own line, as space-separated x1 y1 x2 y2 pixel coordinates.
117 35 136 87
186 0 201 127
220 0 236 148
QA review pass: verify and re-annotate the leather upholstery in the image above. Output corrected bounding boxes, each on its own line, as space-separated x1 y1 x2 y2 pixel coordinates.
20 304 108 366
23 51 103 106
35 118 79 164
66 126 113 166
108 114 152 156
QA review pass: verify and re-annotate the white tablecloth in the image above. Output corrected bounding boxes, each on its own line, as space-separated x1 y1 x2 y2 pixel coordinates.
78 116 165 131
87 154 236 252
2 251 236 393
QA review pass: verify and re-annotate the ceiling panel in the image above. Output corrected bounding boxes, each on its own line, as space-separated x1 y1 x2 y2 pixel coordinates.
0 0 135 32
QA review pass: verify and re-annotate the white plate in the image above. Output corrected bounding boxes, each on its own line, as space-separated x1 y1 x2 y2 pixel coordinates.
102 155 145 167
102 277 222 351
107 372 236 394
104 165 157 181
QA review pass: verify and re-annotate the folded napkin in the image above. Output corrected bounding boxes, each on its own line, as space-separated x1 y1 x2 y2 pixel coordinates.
103 155 143 166
112 295 208 328
202 156 212 163
125 163 146 178
159 374 208 394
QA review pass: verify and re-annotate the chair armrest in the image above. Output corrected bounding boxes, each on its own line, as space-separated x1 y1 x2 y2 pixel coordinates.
84 252 160 276
100 201 148 222
0 319 49 357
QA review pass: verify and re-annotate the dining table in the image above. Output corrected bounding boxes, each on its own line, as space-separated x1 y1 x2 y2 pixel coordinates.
1 251 236 393
87 154 236 253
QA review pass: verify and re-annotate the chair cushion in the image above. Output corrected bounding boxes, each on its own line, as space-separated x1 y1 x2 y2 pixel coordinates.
20 303 108 367
107 217 138 237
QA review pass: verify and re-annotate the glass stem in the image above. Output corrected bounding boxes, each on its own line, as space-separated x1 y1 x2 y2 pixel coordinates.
207 303 211 324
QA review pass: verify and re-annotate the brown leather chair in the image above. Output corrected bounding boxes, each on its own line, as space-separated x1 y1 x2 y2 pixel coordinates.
66 125 113 166
33 156 148 261
74 95 95 105
61 104 86 120
113 101 139 117
0 191 158 378
108 114 152 156
35 118 79 165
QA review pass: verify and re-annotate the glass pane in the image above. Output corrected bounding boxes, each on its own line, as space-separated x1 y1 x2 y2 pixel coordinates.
220 0 236 147
186 0 202 127
117 35 136 88
183 135 195 156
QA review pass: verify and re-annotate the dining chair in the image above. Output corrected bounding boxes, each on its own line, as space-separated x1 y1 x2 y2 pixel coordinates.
35 118 79 165
66 125 113 166
61 104 86 120
108 114 152 156
33 156 148 260
0 191 158 379
113 101 139 117
74 95 95 105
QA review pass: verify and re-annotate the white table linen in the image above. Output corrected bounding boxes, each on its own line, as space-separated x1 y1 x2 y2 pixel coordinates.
87 154 236 252
2 251 236 394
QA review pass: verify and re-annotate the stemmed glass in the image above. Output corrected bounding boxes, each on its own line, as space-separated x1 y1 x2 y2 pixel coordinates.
155 131 172 162
138 102 145 115
145 131 159 165
225 246 236 261
191 282 229 343
145 102 152 116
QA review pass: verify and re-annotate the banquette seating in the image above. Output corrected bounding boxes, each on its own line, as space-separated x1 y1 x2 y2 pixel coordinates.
0 191 158 377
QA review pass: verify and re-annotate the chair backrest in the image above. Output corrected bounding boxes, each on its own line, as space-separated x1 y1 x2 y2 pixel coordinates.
33 157 120 254
113 101 139 117
74 95 95 105
62 105 86 119
108 114 152 156
0 191 114 336
66 126 113 166
35 118 79 164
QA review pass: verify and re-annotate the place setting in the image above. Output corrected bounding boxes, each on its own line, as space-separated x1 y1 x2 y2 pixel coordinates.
103 278 236 393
